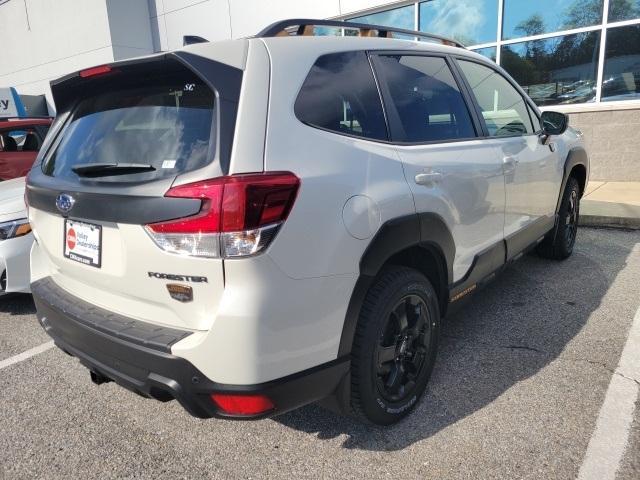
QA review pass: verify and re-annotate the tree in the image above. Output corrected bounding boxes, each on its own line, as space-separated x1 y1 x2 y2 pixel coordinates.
515 15 546 60
515 14 545 37
609 0 640 21
563 0 603 29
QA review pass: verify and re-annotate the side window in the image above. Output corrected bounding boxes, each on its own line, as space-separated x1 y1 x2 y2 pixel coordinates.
0 129 41 152
527 104 541 132
294 51 387 141
373 55 476 142
457 60 534 137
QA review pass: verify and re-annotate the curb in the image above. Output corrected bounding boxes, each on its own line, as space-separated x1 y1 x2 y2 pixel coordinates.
579 198 640 230
579 215 640 230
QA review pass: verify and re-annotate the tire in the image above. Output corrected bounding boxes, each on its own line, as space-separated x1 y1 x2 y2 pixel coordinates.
537 176 581 260
350 266 440 425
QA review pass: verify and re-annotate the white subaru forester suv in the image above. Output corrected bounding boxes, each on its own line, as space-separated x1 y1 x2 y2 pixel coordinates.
27 20 588 425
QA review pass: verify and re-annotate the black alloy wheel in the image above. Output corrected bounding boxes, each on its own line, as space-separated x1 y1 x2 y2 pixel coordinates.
564 188 579 249
350 266 440 425
537 176 581 260
375 295 432 403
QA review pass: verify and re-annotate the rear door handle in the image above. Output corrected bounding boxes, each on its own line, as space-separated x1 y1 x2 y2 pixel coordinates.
415 172 442 186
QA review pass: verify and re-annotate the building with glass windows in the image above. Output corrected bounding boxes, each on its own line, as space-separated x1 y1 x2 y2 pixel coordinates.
1 0 638 180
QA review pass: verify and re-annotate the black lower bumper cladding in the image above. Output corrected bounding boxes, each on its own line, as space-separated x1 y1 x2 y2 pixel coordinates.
31 278 349 419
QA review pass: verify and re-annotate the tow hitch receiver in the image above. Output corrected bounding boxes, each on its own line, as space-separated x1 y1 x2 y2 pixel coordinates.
90 370 112 385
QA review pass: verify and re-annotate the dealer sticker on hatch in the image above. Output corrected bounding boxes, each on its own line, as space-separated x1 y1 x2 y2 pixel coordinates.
64 219 102 268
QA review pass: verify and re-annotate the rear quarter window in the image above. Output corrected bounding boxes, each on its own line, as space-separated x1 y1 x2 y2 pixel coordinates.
294 51 388 141
43 69 215 182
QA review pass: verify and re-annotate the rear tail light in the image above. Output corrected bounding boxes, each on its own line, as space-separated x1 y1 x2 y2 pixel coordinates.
145 172 299 258
210 393 275 416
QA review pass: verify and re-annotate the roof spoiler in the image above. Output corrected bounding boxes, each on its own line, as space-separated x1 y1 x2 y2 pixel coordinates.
255 18 465 48
49 54 171 113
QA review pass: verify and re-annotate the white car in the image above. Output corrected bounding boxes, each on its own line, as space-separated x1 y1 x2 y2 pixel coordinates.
0 177 32 294
26 19 588 425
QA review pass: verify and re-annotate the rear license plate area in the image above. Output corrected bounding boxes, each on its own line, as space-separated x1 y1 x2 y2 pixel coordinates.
64 219 102 268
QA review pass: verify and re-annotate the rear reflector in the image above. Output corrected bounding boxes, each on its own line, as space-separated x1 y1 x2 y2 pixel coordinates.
145 172 299 258
211 393 275 416
79 65 113 78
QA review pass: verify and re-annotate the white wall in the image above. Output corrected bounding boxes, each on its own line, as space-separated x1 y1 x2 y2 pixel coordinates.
149 0 232 51
0 0 112 110
0 0 154 112
107 0 154 61
149 0 408 50
228 0 341 40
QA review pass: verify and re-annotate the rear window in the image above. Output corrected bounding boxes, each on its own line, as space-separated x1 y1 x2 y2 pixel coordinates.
43 70 215 182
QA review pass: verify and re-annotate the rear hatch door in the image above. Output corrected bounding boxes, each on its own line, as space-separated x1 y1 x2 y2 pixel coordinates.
27 52 243 331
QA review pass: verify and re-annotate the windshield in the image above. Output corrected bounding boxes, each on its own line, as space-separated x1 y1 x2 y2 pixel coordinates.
43 71 215 182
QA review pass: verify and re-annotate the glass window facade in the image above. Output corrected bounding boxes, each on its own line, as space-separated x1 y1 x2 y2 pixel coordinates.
501 32 601 105
343 0 640 107
602 24 640 101
502 0 603 40
419 0 499 46
349 4 414 30
473 46 497 62
608 0 640 22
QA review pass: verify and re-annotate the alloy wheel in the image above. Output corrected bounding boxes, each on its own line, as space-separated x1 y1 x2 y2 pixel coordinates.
374 295 432 403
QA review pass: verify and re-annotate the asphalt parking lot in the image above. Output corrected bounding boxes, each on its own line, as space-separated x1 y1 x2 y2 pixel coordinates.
1 227 639 479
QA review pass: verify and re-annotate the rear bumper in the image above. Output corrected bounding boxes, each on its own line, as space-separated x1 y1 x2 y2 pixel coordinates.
31 277 349 419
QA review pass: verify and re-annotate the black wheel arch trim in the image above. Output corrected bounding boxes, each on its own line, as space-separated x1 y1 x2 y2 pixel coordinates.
338 213 454 357
548 146 589 242
557 146 589 214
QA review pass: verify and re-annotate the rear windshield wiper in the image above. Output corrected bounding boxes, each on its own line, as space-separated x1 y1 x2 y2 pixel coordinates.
72 162 156 177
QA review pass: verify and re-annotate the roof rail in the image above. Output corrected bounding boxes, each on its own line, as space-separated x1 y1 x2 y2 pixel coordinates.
255 18 465 48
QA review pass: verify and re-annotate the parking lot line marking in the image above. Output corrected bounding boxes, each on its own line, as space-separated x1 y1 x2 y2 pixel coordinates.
578 304 640 480
0 341 54 371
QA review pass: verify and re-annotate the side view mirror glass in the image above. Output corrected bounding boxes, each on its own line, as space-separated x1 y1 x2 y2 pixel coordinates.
540 110 569 136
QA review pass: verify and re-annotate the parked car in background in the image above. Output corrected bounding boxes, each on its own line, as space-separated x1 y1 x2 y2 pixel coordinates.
0 117 52 181
0 177 32 294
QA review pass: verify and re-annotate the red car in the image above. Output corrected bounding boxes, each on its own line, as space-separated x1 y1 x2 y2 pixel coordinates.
0 117 52 180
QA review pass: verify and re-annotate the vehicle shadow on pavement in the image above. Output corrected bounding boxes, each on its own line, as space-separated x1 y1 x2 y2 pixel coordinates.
0 293 35 315
274 231 636 450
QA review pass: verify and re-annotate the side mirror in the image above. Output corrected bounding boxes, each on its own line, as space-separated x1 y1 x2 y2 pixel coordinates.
540 110 569 136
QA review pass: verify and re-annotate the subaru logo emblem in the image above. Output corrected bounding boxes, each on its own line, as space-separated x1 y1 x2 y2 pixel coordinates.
56 193 75 214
